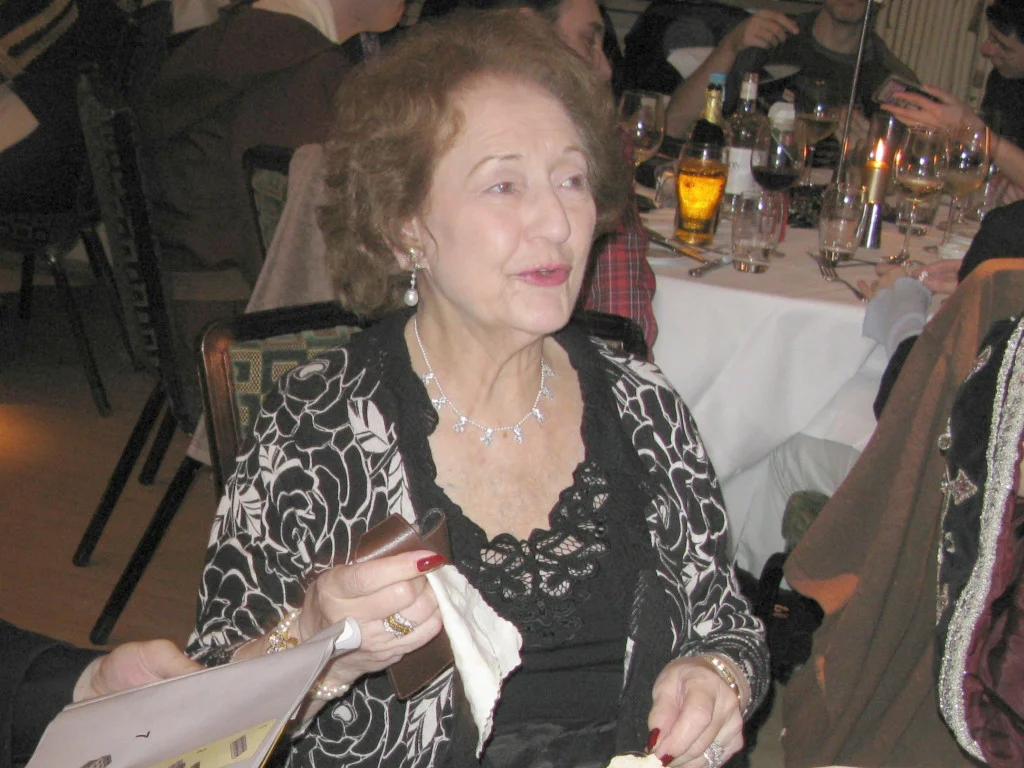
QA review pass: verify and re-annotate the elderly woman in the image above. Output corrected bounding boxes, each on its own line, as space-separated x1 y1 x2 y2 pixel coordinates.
187 11 768 768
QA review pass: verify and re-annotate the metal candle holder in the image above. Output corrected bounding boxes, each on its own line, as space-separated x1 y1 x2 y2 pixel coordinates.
860 113 904 248
835 0 885 186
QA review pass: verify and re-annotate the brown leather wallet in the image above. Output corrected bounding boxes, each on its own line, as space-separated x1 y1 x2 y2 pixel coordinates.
352 508 454 699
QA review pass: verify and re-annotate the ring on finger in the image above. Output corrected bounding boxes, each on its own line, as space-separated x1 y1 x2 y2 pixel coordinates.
383 610 415 638
703 739 725 768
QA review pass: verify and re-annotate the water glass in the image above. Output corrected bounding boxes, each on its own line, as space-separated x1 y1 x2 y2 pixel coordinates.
731 190 785 273
896 194 939 236
818 183 866 265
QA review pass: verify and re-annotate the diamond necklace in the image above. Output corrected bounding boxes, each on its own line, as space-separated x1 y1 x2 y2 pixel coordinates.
413 317 553 446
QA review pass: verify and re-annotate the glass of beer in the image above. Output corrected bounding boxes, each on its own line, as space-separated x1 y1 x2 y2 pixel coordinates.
675 141 728 245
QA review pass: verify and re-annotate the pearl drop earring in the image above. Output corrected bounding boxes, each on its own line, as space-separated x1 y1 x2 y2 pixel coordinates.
404 251 420 307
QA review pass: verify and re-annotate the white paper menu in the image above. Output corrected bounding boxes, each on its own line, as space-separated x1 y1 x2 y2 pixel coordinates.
27 619 361 768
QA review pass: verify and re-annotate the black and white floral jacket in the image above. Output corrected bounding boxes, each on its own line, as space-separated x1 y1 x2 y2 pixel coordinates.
187 311 768 768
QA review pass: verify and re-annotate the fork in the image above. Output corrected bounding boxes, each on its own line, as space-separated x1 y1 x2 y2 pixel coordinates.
819 263 868 302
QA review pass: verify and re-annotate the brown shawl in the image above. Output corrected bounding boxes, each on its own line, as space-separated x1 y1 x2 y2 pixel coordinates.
782 259 1024 767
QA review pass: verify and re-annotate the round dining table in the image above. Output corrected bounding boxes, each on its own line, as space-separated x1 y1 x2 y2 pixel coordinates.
643 204 954 573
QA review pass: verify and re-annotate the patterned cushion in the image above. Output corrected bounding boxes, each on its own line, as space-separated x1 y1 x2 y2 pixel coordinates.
228 325 359 446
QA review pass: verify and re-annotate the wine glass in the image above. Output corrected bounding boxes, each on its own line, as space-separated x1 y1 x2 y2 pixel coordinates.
796 79 839 185
619 89 665 167
891 126 949 264
750 118 805 193
941 120 990 243
750 116 804 236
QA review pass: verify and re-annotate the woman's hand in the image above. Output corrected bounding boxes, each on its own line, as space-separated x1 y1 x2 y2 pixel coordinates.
646 657 745 768
856 259 961 300
298 550 446 690
882 84 974 133
74 640 202 702
720 10 799 57
856 262 908 300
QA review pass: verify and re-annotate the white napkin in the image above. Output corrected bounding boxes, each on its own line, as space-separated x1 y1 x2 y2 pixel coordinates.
426 565 522 755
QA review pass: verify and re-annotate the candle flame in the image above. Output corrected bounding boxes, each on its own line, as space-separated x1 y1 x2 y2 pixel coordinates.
872 138 887 162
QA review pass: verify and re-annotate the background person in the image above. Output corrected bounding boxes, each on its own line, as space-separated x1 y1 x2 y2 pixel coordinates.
138 0 405 429
187 12 768 767
664 0 915 138
2 619 200 767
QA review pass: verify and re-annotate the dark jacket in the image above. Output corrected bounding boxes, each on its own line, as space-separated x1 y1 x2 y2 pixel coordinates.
0 619 102 767
139 3 363 284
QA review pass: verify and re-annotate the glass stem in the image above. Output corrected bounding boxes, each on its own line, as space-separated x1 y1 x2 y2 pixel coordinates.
899 201 916 260
941 195 958 245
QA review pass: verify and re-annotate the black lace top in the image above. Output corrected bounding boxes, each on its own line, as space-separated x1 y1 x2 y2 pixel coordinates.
393 318 654 728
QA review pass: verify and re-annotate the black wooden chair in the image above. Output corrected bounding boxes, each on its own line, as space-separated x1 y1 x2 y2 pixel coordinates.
73 68 204 644
0 206 115 415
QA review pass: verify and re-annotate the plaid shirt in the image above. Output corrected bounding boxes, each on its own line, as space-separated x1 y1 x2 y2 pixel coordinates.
584 194 657 351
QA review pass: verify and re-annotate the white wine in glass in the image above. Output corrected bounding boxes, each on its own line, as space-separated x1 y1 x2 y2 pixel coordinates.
941 121 990 242
795 79 838 184
619 89 665 166
891 126 949 263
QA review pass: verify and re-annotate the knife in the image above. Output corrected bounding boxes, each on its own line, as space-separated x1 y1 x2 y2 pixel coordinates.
644 227 707 263
688 256 732 277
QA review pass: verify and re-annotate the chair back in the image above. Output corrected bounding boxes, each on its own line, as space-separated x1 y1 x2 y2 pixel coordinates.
242 145 294 261
573 309 649 358
77 68 190 421
198 301 367 493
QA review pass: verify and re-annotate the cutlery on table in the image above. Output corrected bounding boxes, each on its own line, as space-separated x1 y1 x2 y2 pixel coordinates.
644 227 708 263
805 251 878 267
819 262 868 301
689 256 732 277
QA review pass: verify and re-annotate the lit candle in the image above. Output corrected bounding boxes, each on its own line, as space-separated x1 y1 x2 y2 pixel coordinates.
862 138 889 203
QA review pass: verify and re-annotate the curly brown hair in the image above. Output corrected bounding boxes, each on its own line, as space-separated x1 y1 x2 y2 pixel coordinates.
319 9 629 317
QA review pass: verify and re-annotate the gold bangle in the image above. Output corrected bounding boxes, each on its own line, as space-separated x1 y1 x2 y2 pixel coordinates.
699 653 744 707
266 609 302 654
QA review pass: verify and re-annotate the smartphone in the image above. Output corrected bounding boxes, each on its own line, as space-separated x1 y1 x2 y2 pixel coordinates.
873 74 942 106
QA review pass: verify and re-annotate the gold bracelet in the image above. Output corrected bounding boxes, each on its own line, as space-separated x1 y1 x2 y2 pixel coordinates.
699 653 744 707
266 609 302 654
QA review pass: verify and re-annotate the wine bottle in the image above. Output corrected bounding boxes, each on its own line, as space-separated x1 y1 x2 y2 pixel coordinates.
723 72 768 217
690 72 726 147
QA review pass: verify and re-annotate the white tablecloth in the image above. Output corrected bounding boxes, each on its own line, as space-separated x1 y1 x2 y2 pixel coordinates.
645 206 944 572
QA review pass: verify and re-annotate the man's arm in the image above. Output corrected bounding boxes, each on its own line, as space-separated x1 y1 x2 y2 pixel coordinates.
884 84 1024 190
665 10 798 136
2 620 200 765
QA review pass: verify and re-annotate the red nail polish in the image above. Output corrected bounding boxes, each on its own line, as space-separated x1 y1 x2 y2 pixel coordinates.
645 729 660 754
417 554 447 572
659 755 674 767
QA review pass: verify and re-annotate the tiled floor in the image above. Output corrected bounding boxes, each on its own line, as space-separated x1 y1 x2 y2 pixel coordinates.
0 268 785 768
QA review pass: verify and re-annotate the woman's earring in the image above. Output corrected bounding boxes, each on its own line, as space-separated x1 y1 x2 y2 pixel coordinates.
404 251 420 307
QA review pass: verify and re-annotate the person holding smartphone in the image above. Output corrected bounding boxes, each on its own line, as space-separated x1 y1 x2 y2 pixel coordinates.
885 1 1024 205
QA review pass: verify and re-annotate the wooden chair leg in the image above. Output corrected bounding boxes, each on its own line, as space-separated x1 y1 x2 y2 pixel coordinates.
139 409 178 485
18 249 35 320
45 249 111 417
88 456 203 645
81 225 140 368
73 384 166 566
